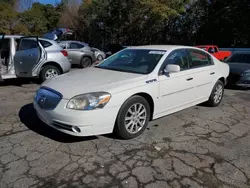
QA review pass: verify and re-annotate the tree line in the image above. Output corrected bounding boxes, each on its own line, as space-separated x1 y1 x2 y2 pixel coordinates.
0 0 249 49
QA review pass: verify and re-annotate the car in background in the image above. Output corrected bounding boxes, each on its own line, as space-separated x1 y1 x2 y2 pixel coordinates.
196 45 231 61
58 41 96 68
92 48 106 61
34 45 229 139
0 34 71 82
225 51 250 88
105 44 128 58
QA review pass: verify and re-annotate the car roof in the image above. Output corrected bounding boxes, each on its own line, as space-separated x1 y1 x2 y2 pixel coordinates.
2 35 60 47
3 35 23 39
126 45 201 51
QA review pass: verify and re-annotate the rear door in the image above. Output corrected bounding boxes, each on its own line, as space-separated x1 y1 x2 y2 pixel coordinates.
14 37 41 77
186 49 216 100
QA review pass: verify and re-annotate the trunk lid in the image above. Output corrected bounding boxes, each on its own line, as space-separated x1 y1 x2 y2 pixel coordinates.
42 28 74 41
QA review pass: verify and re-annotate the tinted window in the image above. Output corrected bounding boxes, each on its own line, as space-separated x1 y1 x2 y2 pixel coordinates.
97 49 165 74
39 40 52 48
69 43 79 49
19 39 38 51
164 50 189 70
214 47 218 53
188 50 212 68
226 53 250 64
1 39 10 50
208 47 214 53
77 43 85 48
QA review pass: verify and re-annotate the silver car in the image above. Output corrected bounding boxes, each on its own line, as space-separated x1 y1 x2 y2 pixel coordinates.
92 48 106 61
58 41 96 68
0 35 71 82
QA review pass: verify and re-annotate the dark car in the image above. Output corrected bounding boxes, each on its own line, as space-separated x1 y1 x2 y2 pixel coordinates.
225 52 250 88
105 44 128 58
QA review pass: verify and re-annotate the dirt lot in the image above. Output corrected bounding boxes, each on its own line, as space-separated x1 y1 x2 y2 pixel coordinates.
0 81 250 188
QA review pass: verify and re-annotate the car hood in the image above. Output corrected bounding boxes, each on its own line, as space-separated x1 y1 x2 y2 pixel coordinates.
42 67 147 99
228 63 250 74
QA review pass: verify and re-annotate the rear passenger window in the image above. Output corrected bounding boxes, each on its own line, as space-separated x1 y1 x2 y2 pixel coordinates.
39 40 52 48
69 43 79 49
188 50 213 68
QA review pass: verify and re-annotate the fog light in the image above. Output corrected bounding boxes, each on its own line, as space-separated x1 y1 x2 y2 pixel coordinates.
72 126 81 133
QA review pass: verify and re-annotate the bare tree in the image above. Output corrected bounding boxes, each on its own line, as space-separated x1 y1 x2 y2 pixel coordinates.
58 0 81 29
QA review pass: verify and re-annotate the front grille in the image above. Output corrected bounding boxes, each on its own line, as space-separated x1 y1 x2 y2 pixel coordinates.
35 87 62 110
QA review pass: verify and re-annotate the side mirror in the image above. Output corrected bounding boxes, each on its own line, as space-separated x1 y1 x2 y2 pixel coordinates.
164 64 180 74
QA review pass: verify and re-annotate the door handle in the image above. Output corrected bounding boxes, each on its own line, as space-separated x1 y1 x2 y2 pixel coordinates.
186 77 193 81
210 72 215 75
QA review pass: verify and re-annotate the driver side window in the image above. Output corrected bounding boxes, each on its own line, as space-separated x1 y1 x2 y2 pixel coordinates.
163 49 189 71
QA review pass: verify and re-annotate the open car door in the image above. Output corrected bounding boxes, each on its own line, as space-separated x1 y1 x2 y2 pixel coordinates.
14 37 41 77
0 33 5 81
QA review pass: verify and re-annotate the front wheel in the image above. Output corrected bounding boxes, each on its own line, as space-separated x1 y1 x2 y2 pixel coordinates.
114 96 150 139
40 65 61 82
206 80 224 107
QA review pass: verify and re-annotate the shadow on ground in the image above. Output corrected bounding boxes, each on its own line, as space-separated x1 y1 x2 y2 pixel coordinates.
19 103 97 143
0 78 40 87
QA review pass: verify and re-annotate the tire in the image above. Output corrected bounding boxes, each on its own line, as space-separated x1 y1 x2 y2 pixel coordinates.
97 55 103 61
206 80 224 107
114 96 150 139
80 57 92 68
40 65 61 82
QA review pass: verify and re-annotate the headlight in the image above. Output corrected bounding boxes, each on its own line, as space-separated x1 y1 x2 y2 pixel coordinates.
66 92 111 110
242 71 250 77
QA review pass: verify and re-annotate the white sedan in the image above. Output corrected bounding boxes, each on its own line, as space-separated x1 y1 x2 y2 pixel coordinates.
34 45 229 139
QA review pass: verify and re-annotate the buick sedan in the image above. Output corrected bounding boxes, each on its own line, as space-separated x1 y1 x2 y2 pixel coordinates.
34 45 229 139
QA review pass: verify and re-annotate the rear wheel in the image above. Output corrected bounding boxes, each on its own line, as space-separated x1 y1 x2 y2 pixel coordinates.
114 96 150 139
206 80 224 107
80 57 92 68
40 65 60 82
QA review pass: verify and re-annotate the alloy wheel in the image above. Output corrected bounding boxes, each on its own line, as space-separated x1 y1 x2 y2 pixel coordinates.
124 103 147 134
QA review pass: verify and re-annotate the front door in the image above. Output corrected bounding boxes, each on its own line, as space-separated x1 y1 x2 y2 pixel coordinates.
14 37 41 77
155 49 197 117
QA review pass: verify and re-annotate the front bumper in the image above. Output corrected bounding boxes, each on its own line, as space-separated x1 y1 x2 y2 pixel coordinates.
33 99 120 137
236 80 250 88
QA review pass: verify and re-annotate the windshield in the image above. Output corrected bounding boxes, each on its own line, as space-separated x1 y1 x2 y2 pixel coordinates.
96 49 166 74
226 53 250 64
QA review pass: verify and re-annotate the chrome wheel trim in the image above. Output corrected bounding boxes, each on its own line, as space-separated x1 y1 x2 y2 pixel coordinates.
45 69 59 80
125 103 147 134
97 55 103 61
214 84 223 104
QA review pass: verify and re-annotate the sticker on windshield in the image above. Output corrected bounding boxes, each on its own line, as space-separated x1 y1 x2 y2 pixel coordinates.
149 51 166 55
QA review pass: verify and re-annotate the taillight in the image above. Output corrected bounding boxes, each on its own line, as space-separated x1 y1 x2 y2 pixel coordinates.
61 50 68 57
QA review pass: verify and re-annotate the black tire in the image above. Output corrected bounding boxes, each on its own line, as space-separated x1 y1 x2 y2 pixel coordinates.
97 55 103 61
40 65 61 82
80 57 92 68
114 96 151 139
206 80 224 107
